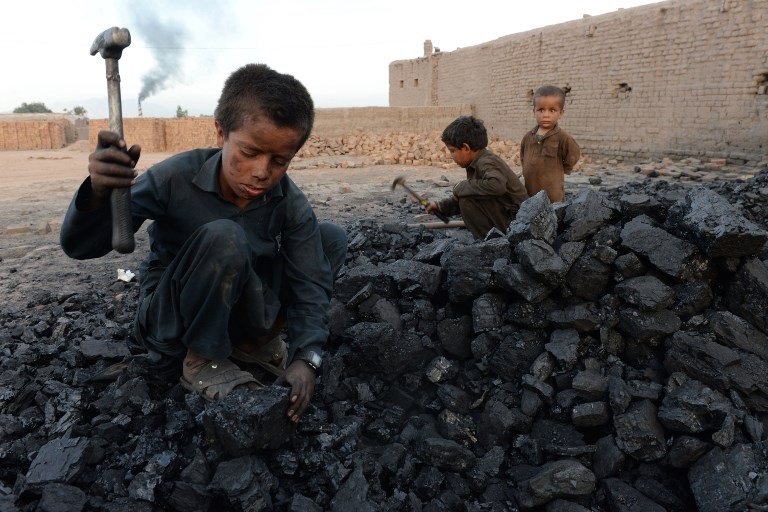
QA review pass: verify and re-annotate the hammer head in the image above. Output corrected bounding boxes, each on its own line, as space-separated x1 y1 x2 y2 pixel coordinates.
90 27 131 60
391 175 406 191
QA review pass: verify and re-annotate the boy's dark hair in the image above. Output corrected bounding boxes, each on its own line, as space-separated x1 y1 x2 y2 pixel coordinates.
533 85 566 109
214 63 315 149
441 116 488 151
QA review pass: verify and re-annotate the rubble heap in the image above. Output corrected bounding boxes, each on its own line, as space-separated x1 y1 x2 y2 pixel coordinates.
1 168 767 511
296 131 523 168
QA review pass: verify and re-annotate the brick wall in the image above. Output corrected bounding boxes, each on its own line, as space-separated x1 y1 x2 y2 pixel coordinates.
313 106 474 135
390 0 768 164
0 115 76 150
88 118 168 153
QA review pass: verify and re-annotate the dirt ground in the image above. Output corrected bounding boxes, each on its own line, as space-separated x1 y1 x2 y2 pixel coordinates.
0 140 755 308
0 142 457 306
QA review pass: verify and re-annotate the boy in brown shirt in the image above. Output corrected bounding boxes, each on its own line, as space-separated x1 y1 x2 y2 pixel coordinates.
520 85 581 203
426 116 528 240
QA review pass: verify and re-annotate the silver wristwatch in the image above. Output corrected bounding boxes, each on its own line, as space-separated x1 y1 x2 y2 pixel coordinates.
295 349 322 372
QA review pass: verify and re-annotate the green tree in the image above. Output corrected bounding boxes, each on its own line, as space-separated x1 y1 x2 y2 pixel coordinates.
13 102 52 114
176 105 189 118
72 106 87 116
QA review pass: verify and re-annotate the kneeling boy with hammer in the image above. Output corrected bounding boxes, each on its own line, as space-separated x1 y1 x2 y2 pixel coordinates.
60 63 346 424
426 116 528 240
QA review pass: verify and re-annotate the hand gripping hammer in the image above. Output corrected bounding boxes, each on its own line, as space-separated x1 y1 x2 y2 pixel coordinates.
90 27 135 254
391 175 450 223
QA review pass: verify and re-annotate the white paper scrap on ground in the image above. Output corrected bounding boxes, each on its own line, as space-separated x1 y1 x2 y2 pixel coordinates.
117 268 136 282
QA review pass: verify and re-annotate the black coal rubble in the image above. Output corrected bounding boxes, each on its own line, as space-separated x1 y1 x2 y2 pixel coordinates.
1 169 768 511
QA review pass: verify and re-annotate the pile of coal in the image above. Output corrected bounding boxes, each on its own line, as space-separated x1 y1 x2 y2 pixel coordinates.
1 168 767 511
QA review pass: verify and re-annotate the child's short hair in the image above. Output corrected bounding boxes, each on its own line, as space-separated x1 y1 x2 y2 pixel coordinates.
533 85 566 109
441 116 488 151
214 63 315 149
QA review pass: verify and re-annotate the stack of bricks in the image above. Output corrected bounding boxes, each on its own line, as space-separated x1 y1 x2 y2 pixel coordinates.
0 119 74 150
297 131 522 168
164 118 218 153
88 118 168 153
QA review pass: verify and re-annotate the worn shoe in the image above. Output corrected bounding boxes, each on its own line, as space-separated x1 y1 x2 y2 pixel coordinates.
179 358 263 401
230 335 288 378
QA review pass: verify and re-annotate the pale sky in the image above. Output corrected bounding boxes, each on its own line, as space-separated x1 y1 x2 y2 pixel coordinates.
0 0 656 118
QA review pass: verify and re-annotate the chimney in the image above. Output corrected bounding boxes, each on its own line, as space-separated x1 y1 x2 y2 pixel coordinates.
423 39 433 57
138 99 143 117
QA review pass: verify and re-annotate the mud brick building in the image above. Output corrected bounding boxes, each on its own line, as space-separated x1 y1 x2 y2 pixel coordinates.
390 0 768 164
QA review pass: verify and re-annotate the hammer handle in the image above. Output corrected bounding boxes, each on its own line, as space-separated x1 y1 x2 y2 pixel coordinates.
401 182 450 224
106 59 135 254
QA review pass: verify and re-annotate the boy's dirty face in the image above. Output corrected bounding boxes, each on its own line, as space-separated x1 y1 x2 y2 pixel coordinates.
445 143 474 168
215 116 303 209
534 95 564 132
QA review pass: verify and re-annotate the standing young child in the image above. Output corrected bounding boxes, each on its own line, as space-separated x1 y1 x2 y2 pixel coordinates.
520 85 581 203
425 115 528 240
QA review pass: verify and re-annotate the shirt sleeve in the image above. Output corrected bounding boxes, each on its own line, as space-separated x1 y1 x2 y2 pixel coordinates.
279 198 335 360
60 178 122 259
60 173 158 260
436 196 460 217
562 135 581 175
452 159 509 198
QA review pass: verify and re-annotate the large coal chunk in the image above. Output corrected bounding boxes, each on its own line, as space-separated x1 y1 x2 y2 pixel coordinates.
329 464 377 511
25 437 91 487
618 192 662 220
514 459 596 509
507 191 558 245
561 189 619 242
664 331 768 412
437 315 474 359
488 329 546 382
341 322 431 377
545 328 582 370
593 435 626 479
565 250 612 300
547 303 602 333
726 257 768 333
620 215 708 280
413 238 455 264
383 259 443 297
688 443 768 512
477 400 532 449
601 478 666 512
516 240 568 287
710 310 768 360
416 437 476 472
35 483 88 512
471 293 508 334
334 265 396 303
665 187 768 258
441 238 511 302
207 455 277 511
616 307 681 344
614 275 674 311
202 385 293 455
657 374 734 434
613 399 667 462
493 262 555 304
672 280 714 317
